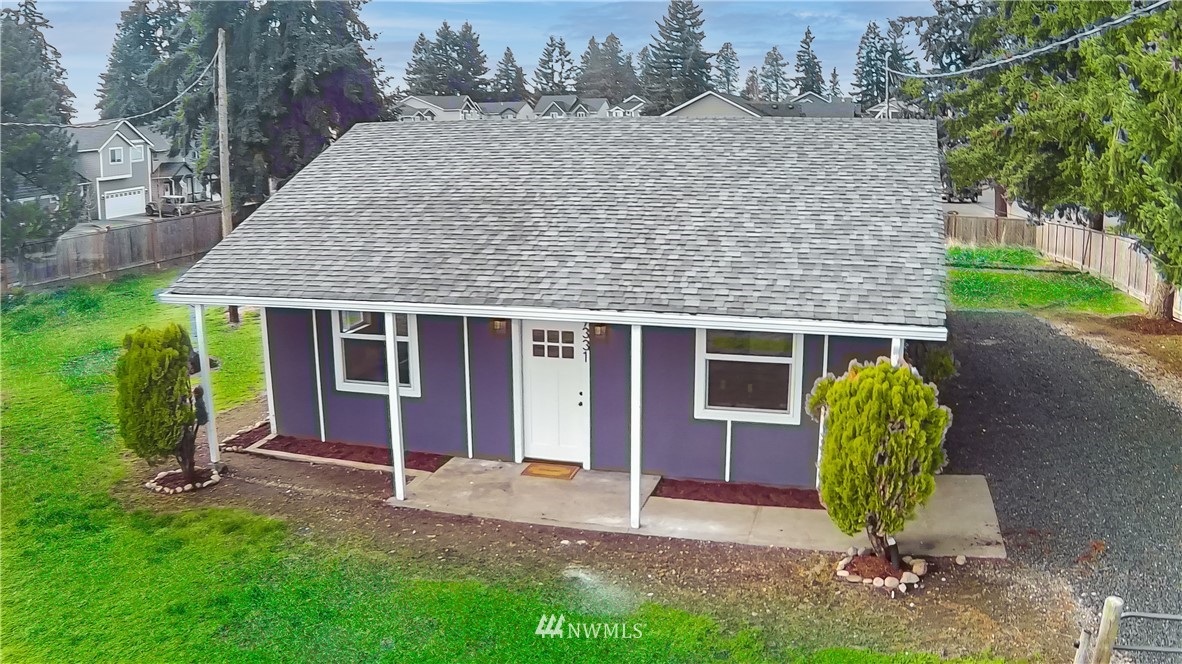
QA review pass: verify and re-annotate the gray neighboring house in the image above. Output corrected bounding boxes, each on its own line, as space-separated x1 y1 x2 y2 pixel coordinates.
663 90 857 119
478 100 536 120
161 118 946 526
394 95 484 121
140 127 208 203
607 95 649 117
534 95 609 119
66 120 158 220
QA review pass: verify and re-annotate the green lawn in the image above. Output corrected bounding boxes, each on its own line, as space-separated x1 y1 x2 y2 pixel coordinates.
1 273 1011 662
946 246 1044 269
947 268 1143 314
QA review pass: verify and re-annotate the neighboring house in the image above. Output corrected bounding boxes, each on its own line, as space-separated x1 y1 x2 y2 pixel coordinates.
9 172 59 209
478 100 535 120
534 95 609 119
67 120 159 220
865 99 927 119
162 118 945 528
662 90 856 119
395 95 483 121
140 127 208 204
607 95 649 117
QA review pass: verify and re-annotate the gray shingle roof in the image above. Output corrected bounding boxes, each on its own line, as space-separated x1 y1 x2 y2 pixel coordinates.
169 117 946 329
67 120 154 151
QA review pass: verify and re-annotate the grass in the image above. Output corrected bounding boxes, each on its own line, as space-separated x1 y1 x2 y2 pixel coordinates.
1 272 1013 662
948 269 1144 315
946 246 1044 269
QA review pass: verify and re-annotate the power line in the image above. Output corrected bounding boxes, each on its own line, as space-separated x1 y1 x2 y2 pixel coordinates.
888 0 1171 80
0 43 222 129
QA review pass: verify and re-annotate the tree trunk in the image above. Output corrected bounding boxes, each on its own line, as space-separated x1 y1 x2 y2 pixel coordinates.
1147 279 1176 321
864 514 889 558
176 424 198 484
1086 209 1104 231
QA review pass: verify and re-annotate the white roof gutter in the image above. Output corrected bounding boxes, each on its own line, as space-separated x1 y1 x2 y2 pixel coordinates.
157 291 948 341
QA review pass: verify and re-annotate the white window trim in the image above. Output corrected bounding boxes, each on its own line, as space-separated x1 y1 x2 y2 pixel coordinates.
130 145 145 162
109 147 124 164
331 310 421 398
693 329 804 425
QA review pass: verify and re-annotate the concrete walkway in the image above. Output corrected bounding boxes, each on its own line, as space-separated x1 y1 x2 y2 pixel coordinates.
393 458 1006 559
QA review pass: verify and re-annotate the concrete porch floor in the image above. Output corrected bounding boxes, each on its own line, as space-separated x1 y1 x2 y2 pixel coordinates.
392 458 1007 559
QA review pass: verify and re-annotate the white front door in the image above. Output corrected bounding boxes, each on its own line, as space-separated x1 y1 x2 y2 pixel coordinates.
522 320 591 465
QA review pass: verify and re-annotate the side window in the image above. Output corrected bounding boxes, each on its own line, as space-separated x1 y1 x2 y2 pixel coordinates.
332 311 420 396
109 147 124 164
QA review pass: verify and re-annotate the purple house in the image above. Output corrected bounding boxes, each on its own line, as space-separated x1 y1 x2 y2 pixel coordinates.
161 117 947 528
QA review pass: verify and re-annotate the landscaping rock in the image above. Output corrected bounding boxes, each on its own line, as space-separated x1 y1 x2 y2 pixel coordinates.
862 578 873 585
901 571 920 585
911 560 928 577
902 555 913 564
884 576 900 589
859 547 871 557
183 484 194 492
955 555 967 566
873 577 885 588
836 569 850 578
836 556 851 571
845 574 862 583
847 546 857 557
899 583 907 593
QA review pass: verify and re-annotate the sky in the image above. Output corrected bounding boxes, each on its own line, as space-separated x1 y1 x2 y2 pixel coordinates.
26 0 931 123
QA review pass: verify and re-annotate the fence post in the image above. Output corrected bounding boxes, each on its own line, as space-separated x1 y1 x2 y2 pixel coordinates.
1074 628 1092 664
1090 596 1123 664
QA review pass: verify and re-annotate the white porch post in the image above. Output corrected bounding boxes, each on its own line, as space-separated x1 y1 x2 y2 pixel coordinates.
890 337 905 366
462 316 474 458
385 312 406 500
511 318 524 463
192 304 219 464
259 308 277 434
629 324 642 528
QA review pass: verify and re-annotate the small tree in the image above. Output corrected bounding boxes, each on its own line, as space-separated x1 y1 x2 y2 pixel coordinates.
807 358 952 557
115 324 201 483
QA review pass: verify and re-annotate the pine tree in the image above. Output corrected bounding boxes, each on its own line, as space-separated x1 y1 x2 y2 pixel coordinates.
575 36 608 98
533 36 575 95
758 46 789 101
453 21 488 98
741 67 760 100
712 41 739 94
156 0 387 207
905 0 990 74
1 0 81 251
828 67 842 100
884 17 920 99
852 21 887 109
404 33 438 94
792 27 825 96
491 47 528 102
600 34 640 101
97 0 182 120
430 21 461 95
647 0 712 111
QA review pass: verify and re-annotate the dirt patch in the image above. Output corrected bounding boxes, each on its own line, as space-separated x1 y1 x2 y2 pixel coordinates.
846 554 903 580
1045 312 1182 412
152 467 215 490
652 478 823 509
254 435 450 472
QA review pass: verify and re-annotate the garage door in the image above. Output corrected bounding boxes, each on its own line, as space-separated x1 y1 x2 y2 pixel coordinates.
102 188 145 219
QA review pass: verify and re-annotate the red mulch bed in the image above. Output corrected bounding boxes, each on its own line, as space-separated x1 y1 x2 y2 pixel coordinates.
846 554 903 580
233 424 271 448
257 435 451 472
1110 315 1182 335
652 478 823 509
155 467 215 490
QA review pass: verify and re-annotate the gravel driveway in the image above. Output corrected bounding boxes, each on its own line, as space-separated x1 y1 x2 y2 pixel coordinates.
941 312 1182 652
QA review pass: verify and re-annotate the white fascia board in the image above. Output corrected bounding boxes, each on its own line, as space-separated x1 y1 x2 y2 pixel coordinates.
661 91 761 117
156 291 948 341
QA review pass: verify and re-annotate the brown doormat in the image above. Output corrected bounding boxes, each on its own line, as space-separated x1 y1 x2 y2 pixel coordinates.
521 462 580 480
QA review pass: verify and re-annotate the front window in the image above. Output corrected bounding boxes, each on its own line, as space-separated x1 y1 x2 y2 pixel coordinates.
332 311 420 396
576 110 587 117
131 145 144 162
694 329 803 425
109 147 124 164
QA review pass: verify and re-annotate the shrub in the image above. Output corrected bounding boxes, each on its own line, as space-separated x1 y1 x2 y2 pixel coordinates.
114 324 199 482
906 341 959 388
807 358 952 557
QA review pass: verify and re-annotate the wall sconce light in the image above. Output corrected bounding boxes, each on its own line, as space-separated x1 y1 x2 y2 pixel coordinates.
590 323 610 340
489 319 510 336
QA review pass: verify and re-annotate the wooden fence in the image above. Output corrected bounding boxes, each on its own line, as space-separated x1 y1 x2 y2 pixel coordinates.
945 213 1181 321
4 211 222 290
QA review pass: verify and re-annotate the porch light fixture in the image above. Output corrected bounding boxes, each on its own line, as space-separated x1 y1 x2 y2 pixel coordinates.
590 323 610 340
489 319 510 336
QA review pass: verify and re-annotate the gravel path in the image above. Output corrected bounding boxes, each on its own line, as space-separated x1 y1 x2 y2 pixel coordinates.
941 312 1182 654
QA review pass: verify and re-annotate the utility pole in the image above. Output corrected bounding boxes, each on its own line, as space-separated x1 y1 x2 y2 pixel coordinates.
217 27 239 324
